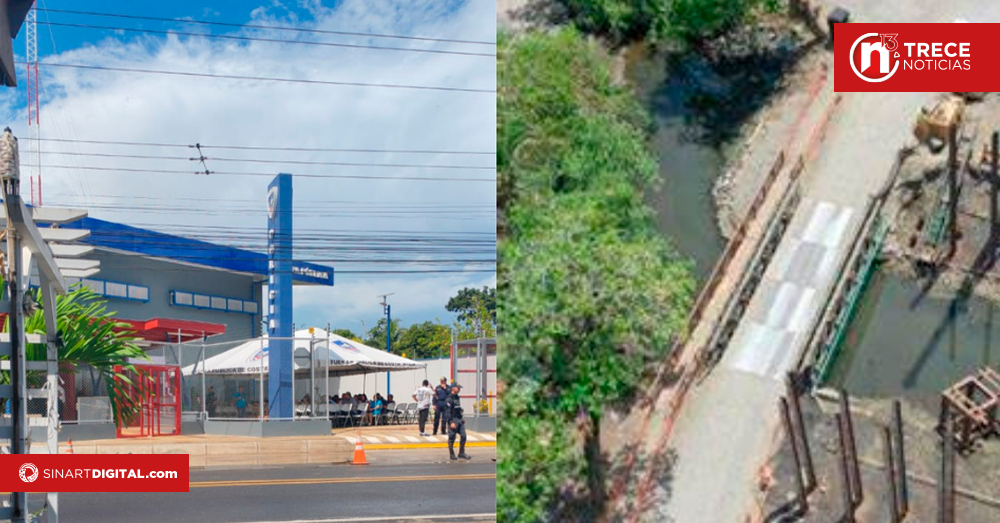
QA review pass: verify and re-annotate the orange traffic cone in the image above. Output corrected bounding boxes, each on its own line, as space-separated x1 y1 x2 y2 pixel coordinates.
66 439 74 454
350 432 368 465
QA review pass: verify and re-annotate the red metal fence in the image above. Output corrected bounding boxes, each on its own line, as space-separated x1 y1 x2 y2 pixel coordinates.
114 364 182 438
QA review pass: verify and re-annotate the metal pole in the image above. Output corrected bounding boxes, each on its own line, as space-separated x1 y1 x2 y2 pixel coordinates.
780 397 808 515
892 400 909 517
991 130 999 255
939 413 955 523
310 337 316 418
386 304 391 396
259 338 264 422
450 328 457 383
8 229 29 521
325 326 330 420
839 390 863 505
883 426 900 523
200 343 206 418
176 329 183 409
948 122 959 255
476 338 482 417
786 373 816 490
836 413 855 523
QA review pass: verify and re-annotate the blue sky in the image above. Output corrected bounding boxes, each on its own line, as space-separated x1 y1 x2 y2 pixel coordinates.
5 0 496 337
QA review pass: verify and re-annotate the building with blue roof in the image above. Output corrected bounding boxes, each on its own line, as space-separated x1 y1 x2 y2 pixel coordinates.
54 216 334 343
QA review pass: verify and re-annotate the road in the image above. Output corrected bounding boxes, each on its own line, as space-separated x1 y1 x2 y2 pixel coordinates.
56 461 496 523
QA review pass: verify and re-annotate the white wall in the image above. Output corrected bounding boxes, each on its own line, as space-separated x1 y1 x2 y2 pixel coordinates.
295 355 498 416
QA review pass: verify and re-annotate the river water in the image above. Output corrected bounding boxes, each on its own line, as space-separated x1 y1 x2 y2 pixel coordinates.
625 49 726 281
828 268 999 401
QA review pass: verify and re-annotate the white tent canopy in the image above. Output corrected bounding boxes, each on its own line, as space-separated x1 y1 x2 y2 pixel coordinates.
181 329 424 377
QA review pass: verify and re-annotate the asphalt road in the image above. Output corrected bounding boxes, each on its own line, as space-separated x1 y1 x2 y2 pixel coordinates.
55 461 496 523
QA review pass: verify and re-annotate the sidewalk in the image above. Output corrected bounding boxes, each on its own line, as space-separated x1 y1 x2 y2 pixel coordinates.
333 426 497 450
43 426 497 468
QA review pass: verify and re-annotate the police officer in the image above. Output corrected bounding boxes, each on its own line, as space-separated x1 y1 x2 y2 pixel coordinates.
432 377 450 435
446 382 471 461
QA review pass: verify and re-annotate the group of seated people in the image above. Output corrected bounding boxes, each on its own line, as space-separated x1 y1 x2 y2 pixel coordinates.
293 391 411 425
328 391 400 425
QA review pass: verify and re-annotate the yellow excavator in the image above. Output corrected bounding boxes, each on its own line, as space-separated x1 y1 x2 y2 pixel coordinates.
913 94 965 146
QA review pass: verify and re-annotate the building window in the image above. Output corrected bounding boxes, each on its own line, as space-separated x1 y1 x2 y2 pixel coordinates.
66 278 150 303
170 291 259 316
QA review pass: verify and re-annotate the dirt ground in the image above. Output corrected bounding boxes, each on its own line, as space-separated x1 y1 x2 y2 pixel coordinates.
758 392 1000 522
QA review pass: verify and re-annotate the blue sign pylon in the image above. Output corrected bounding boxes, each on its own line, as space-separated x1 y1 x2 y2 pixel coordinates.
267 173 294 419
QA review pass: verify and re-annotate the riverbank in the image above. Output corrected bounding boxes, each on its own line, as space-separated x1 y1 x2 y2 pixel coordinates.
705 15 828 238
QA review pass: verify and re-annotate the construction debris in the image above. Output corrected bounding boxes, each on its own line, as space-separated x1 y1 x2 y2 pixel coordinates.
939 367 1000 454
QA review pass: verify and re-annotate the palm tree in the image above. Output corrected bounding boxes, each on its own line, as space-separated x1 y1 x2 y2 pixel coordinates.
7 284 148 424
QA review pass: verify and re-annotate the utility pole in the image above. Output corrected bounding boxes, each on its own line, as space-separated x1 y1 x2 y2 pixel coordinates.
24 1 38 206
379 293 394 395
0 127 93 523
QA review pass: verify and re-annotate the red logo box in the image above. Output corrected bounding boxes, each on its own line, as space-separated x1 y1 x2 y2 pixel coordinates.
834 23 998 92
0 454 189 492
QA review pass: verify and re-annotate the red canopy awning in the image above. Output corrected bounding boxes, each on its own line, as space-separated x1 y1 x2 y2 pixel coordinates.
115 318 225 343
0 315 224 343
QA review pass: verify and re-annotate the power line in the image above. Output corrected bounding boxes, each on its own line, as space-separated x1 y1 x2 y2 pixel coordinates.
36 21 496 58
37 150 496 170
25 137 496 155
96 222 494 236
30 62 496 94
24 164 496 182
54 194 494 206
35 7 497 46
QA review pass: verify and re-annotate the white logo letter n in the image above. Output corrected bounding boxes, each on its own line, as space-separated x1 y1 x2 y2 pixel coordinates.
860 42 889 73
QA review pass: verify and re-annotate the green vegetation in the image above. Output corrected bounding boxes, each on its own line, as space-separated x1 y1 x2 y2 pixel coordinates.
339 286 496 359
446 286 496 325
14 285 146 423
497 29 694 521
554 0 780 45
331 328 362 342
362 318 403 351
396 321 451 359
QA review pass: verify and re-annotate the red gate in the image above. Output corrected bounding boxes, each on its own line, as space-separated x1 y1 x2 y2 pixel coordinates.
114 364 182 438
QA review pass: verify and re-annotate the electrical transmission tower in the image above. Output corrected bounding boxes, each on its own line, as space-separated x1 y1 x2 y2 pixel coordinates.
25 2 40 206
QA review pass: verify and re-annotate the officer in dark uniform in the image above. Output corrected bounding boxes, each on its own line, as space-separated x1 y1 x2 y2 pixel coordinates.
446 382 471 461
433 377 450 435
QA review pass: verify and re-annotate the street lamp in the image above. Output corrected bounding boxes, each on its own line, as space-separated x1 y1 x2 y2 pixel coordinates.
379 293 394 395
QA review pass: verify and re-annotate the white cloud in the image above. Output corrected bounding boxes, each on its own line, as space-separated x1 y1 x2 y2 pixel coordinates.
7 0 496 329
295 270 496 333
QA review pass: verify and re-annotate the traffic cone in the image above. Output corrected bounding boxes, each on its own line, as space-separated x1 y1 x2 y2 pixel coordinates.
350 432 368 465
66 439 73 454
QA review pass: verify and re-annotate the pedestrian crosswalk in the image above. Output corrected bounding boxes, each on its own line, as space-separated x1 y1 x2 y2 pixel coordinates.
723 198 857 381
338 431 495 445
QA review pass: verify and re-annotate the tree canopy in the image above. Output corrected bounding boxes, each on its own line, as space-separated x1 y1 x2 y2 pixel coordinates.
498 29 694 521
553 0 780 46
362 318 403 351
446 286 496 325
396 321 452 359
331 328 362 342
